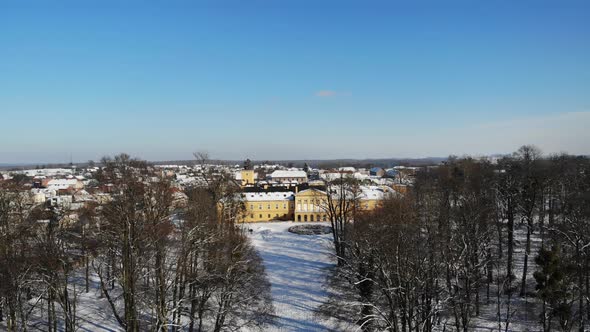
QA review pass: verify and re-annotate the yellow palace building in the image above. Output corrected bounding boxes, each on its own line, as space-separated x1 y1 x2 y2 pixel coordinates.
294 188 329 222
238 186 395 223
293 186 391 222
240 191 295 222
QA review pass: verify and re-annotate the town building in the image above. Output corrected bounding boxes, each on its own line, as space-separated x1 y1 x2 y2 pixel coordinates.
269 170 307 184
370 167 385 177
45 178 84 191
238 169 256 186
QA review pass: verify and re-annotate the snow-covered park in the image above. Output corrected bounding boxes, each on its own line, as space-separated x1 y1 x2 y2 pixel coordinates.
0 220 353 332
247 222 544 332
246 222 353 332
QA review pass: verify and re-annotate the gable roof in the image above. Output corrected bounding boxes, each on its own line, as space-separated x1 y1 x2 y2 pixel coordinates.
242 191 295 201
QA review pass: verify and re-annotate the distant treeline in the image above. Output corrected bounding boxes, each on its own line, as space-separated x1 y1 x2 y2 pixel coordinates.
151 157 449 169
1 157 447 171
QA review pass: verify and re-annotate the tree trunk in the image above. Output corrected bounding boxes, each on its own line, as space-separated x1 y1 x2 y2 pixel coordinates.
156 247 167 332
520 221 532 296
579 245 585 332
506 204 515 282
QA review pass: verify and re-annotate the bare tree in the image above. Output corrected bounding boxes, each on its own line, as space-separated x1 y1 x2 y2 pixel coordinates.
514 145 543 297
322 173 360 266
0 187 37 331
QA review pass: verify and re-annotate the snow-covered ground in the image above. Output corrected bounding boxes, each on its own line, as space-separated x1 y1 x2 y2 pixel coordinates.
464 224 545 332
247 222 545 332
0 221 544 332
0 271 126 332
1 221 350 332
246 221 354 332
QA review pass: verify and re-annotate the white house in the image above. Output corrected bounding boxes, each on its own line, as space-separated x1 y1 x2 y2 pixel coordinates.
269 170 308 184
46 179 84 191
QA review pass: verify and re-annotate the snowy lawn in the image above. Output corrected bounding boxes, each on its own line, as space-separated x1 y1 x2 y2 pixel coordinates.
246 221 354 332
0 222 354 332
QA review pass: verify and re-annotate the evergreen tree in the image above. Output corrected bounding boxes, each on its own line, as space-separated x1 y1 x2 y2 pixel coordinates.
244 158 252 170
534 245 575 331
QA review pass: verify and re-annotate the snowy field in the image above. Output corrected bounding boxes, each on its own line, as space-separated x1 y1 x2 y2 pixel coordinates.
246 221 355 332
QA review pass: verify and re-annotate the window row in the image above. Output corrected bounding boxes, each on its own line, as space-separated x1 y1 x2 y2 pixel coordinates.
296 214 328 222
250 213 283 219
250 203 293 210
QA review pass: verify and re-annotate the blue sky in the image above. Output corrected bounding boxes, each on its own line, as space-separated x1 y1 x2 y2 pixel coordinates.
1 0 589 163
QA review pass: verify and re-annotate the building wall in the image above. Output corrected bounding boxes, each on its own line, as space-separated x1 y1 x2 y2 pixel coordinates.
272 176 307 183
241 198 294 222
392 183 408 194
358 198 382 211
241 170 255 186
294 189 384 222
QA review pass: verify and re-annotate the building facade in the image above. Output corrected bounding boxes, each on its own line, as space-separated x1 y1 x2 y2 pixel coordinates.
294 188 329 222
237 186 395 223
240 169 256 186
241 191 295 222
269 170 308 184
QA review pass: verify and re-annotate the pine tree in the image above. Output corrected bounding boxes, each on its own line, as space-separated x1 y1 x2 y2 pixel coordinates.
534 245 575 332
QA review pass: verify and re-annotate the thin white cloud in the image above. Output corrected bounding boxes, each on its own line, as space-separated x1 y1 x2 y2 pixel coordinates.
315 90 337 97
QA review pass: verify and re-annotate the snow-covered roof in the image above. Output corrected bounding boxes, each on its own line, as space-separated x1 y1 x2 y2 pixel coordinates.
298 186 394 201
31 188 56 195
18 168 74 177
358 186 397 200
353 172 369 180
47 179 79 186
155 165 182 168
320 172 355 181
393 166 421 170
359 186 384 200
297 188 327 196
243 192 295 201
270 170 307 178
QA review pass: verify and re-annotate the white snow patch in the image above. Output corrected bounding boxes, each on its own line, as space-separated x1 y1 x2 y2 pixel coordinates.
246 221 354 332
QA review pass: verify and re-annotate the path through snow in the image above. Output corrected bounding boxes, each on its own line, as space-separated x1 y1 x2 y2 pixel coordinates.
247 222 352 332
